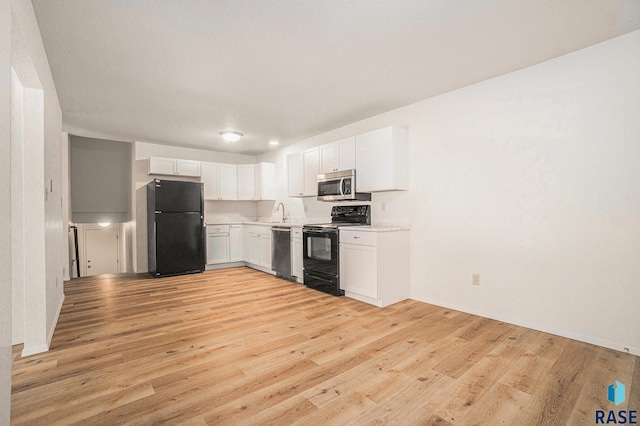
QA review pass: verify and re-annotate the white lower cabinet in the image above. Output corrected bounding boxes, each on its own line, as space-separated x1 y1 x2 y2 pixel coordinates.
206 225 230 264
339 229 409 307
229 225 242 262
246 225 272 269
291 227 303 283
206 223 277 273
242 225 250 261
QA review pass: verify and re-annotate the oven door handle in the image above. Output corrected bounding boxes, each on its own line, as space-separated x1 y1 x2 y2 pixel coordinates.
303 229 337 235
306 273 334 282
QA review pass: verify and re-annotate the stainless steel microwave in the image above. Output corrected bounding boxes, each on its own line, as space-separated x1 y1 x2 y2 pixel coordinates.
317 169 371 202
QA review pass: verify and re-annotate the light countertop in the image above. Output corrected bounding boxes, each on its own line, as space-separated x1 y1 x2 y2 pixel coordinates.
343 225 410 232
206 222 409 232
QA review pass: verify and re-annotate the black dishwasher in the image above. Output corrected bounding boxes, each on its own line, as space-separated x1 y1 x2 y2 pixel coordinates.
271 226 293 280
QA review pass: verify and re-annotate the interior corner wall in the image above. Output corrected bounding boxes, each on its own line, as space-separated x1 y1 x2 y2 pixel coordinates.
261 30 640 355
10 69 24 346
1 0 13 421
406 30 640 355
11 0 64 357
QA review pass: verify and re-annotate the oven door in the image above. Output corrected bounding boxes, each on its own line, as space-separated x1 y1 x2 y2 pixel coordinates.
302 228 338 276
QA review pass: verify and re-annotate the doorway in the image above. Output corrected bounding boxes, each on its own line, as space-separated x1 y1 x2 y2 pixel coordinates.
84 227 120 276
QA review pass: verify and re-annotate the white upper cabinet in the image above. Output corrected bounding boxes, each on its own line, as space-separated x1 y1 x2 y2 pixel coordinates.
287 148 318 197
319 137 356 173
254 162 276 200
149 156 201 177
218 164 237 200
201 162 237 200
355 126 408 192
236 162 275 201
303 148 319 196
287 152 304 197
236 164 255 200
176 159 201 177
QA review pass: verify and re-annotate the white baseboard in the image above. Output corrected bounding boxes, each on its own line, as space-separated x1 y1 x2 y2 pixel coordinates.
205 261 246 271
22 293 65 358
22 344 49 357
47 293 65 347
416 296 640 357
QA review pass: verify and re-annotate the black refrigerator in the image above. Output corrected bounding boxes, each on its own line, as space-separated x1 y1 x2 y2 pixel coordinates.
147 179 205 278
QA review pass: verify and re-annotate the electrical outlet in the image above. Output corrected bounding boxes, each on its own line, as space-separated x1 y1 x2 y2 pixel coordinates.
381 202 386 211
472 274 480 286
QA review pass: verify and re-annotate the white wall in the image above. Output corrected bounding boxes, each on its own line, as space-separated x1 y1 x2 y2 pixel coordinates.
11 0 65 357
1 0 13 420
259 30 640 355
133 141 257 272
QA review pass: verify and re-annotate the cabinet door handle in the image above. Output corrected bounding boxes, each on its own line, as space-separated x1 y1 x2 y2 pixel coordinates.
353 236 360 239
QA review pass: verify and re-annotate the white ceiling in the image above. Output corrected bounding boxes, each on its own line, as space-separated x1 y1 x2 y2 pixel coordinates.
32 0 640 155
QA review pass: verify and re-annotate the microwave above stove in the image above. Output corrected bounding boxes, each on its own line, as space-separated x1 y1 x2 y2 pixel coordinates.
317 169 371 202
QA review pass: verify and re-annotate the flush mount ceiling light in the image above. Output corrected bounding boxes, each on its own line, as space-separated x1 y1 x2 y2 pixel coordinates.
220 131 243 143
269 140 279 146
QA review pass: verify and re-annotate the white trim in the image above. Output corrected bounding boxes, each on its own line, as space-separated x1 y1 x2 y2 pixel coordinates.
417 296 640 357
21 344 49 358
47 294 65 347
205 261 245 271
20 294 65 358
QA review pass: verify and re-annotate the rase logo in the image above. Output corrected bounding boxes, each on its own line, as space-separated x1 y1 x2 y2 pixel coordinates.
596 380 637 424
609 381 626 406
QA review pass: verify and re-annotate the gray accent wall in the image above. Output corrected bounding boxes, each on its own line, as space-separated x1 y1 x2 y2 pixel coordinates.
70 136 132 223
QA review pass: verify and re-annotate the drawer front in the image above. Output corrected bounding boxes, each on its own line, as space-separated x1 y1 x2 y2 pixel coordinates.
207 224 230 234
339 230 377 246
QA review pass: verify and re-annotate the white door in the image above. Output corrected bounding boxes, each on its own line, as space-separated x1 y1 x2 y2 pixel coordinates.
319 143 338 173
249 234 261 264
287 152 304 196
229 226 243 261
218 164 237 200
236 165 255 200
340 243 378 298
302 148 319 196
292 237 303 279
85 229 119 276
260 234 272 268
207 234 230 264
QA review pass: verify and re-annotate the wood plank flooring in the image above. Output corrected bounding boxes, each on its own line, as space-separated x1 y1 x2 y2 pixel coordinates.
11 267 640 425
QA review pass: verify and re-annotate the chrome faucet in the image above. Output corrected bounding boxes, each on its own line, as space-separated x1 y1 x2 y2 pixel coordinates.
276 202 287 223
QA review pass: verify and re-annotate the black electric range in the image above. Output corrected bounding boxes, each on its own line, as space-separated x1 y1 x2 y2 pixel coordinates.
302 205 370 296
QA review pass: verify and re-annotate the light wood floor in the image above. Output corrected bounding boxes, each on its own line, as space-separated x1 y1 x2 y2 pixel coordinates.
11 267 639 425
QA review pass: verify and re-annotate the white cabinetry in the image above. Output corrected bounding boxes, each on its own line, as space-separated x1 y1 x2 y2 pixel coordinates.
339 228 409 307
206 225 230 264
242 225 250 261
201 162 237 200
287 148 319 197
355 126 408 192
319 137 356 173
149 156 201 177
229 225 243 262
246 225 272 269
254 162 276 200
236 163 275 201
291 226 303 283
236 165 255 200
